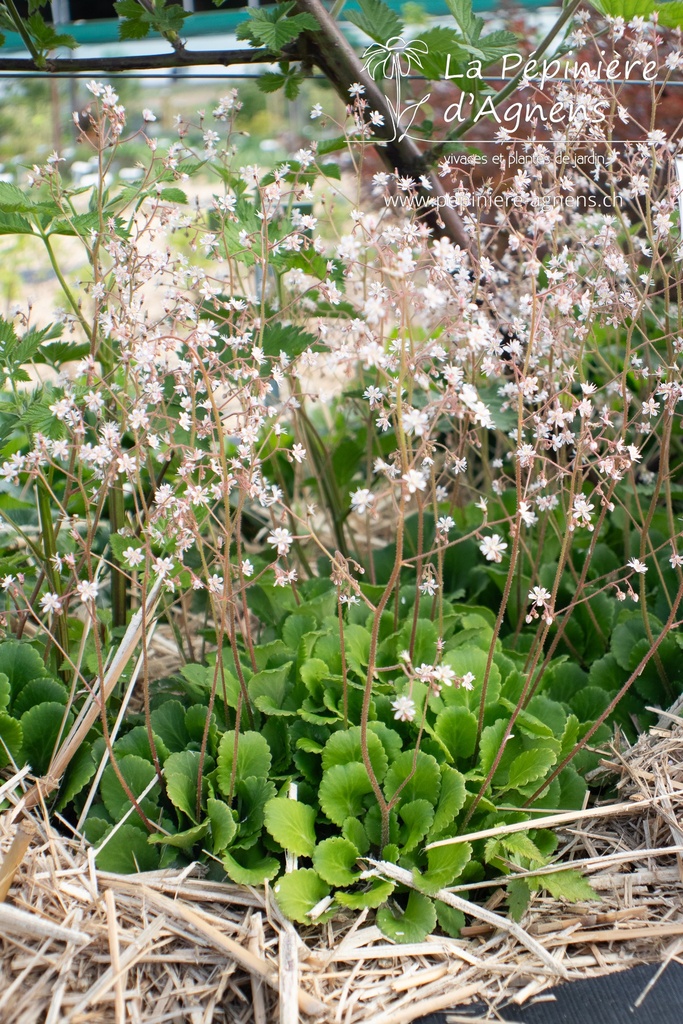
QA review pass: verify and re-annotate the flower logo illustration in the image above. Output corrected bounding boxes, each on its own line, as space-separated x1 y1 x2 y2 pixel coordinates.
362 36 431 143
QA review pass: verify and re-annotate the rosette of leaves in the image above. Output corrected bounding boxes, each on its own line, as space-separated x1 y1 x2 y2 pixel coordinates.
72 581 609 939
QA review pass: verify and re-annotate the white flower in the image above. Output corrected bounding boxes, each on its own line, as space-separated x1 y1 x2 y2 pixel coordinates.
437 516 455 534
274 566 298 587
154 557 175 578
310 103 323 119
670 552 683 568
571 495 595 530
528 586 552 606
627 558 648 574
77 580 99 603
142 108 156 122
479 535 508 563
433 665 456 687
122 546 144 567
268 527 294 556
290 444 307 464
242 559 254 577
350 488 374 514
391 695 416 722
460 672 475 691
40 592 62 616
402 407 430 436
207 574 224 595
519 501 538 527
348 83 365 97
363 386 383 407
402 469 427 494
1 575 15 590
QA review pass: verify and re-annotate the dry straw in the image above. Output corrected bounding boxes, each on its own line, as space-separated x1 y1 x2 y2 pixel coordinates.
0 715 682 1022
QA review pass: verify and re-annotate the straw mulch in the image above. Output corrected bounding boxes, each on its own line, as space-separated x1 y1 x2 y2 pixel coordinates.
1 713 683 1024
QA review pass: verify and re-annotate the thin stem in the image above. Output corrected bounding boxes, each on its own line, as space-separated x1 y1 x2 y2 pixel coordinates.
108 479 127 631
36 482 70 684
4 0 41 64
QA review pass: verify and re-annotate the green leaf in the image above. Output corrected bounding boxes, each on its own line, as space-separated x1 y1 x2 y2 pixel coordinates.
384 750 441 807
25 12 76 51
300 658 329 690
369 721 403 764
404 26 468 80
56 742 96 812
508 878 531 922
164 750 203 824
0 182 34 214
249 663 294 716
100 754 160 823
571 685 613 724
119 14 151 40
435 705 477 761
485 831 545 865
0 641 46 697
284 614 318 652
346 0 404 45
335 878 395 909
442 647 501 709
0 213 33 235
222 847 279 884
478 718 508 776
232 776 277 846
150 700 190 753
414 842 472 895
589 0 654 19
322 726 388 781
445 0 484 42
656 2 683 29
342 816 370 855
160 188 187 204
216 730 272 796
399 799 434 854
319 762 374 826
503 748 557 793
238 3 319 52
82 816 110 846
538 870 599 903
207 797 237 853
432 764 467 834
435 900 465 937
0 672 9 712
559 766 587 810
12 677 68 718
185 705 217 750
0 712 22 769
264 797 317 857
21 702 72 776
115 726 169 766
376 890 436 943
259 70 291 94
313 836 360 886
273 868 330 924
95 823 159 873
468 27 518 63
149 821 209 850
